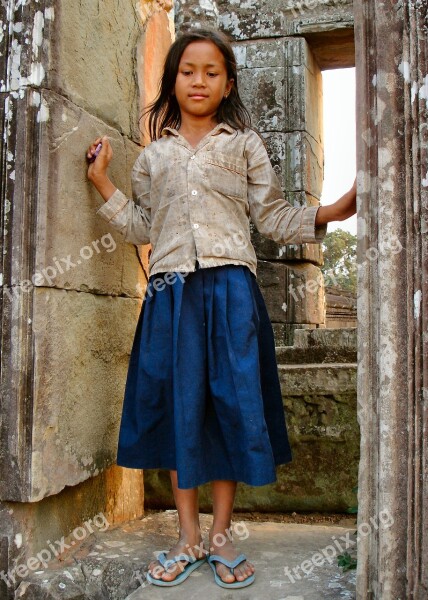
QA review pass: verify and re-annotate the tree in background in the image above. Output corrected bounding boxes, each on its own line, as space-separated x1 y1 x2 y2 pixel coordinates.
321 229 357 293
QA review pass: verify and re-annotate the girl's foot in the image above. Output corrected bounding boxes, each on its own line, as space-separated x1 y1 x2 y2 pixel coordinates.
148 530 206 583
208 526 255 584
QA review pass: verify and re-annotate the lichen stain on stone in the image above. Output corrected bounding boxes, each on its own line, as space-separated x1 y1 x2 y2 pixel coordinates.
398 61 411 83
31 90 41 107
378 146 395 192
411 81 418 103
375 69 396 94
32 11 45 59
361 128 374 148
233 0 257 8
418 74 428 104
6 5 52 93
220 12 241 38
357 216 367 240
414 290 422 319
28 62 46 86
37 98 50 123
44 7 55 21
372 97 387 126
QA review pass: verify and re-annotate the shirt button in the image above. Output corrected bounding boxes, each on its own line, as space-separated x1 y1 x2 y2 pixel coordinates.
190 155 196 160
193 223 199 229
191 190 198 196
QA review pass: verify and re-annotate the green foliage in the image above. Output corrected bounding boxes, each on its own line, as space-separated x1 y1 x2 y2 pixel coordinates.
337 486 358 571
337 551 357 571
321 229 357 293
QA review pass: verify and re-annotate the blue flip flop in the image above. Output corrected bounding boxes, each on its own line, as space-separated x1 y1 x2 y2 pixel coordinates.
208 553 255 588
146 551 207 586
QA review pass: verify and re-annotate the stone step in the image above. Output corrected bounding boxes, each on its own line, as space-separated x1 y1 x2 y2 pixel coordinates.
278 363 357 395
14 511 356 600
276 346 357 364
275 328 357 364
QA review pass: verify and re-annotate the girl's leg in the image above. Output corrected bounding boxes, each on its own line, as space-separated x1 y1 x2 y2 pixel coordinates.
148 470 205 582
209 480 255 583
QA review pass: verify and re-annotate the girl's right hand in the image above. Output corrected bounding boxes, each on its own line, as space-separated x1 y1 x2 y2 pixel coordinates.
86 135 113 182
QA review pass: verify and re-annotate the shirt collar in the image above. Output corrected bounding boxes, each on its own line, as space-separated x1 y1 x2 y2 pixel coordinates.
160 122 235 137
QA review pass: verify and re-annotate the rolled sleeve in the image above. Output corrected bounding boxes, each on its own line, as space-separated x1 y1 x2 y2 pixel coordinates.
245 131 327 245
301 206 328 243
96 188 130 223
95 150 151 245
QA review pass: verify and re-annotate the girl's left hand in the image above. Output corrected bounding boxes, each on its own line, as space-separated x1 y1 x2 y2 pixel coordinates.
337 177 357 221
315 177 357 225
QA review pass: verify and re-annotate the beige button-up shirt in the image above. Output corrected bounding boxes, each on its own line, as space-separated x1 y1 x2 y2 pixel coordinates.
96 122 327 278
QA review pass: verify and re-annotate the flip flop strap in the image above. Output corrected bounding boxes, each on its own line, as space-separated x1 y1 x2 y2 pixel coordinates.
209 553 247 573
157 551 195 569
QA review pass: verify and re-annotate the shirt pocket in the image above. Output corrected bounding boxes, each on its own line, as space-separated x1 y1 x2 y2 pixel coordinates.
204 152 246 199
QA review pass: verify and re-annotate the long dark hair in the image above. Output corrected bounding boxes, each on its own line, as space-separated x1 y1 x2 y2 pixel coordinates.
141 28 252 140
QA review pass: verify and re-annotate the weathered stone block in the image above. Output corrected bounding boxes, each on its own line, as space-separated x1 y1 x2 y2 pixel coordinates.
284 131 324 198
284 37 323 143
245 40 284 68
238 66 285 131
293 327 357 349
219 0 353 40
175 0 219 30
235 37 323 142
48 0 143 142
280 363 356 397
34 89 144 299
29 288 141 500
219 0 283 40
258 260 325 325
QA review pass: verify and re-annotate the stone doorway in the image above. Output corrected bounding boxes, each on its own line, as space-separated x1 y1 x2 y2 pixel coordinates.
0 1 426 599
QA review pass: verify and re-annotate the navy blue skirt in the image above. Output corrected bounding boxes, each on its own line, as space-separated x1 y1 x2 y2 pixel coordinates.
116 262 292 489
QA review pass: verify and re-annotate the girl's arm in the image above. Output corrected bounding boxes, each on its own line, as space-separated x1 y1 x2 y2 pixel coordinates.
87 136 151 245
245 131 356 244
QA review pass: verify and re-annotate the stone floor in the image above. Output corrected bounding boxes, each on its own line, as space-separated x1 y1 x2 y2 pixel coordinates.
14 511 357 599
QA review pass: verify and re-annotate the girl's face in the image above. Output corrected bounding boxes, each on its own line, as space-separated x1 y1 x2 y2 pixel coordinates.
173 40 234 123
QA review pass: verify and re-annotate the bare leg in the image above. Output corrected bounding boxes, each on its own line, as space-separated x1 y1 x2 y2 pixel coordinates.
148 470 205 582
209 480 255 584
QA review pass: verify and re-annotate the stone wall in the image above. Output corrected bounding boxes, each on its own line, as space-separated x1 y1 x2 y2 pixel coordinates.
325 286 357 328
354 1 428 597
0 1 172 596
175 0 355 344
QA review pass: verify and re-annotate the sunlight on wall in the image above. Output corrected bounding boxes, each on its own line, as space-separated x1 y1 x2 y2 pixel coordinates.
321 68 357 235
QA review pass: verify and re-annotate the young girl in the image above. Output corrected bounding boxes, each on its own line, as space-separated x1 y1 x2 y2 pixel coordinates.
86 28 356 589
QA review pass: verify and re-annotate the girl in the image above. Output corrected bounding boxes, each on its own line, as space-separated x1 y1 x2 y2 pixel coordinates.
86 28 356 589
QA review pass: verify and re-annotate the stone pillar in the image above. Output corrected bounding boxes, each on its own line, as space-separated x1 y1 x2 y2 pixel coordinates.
0 1 172 595
354 1 428 597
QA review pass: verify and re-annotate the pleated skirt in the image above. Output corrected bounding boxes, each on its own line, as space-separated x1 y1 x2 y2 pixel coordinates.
116 261 293 489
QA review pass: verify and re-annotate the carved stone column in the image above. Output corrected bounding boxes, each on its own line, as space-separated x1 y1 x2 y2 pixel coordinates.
354 1 428 597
